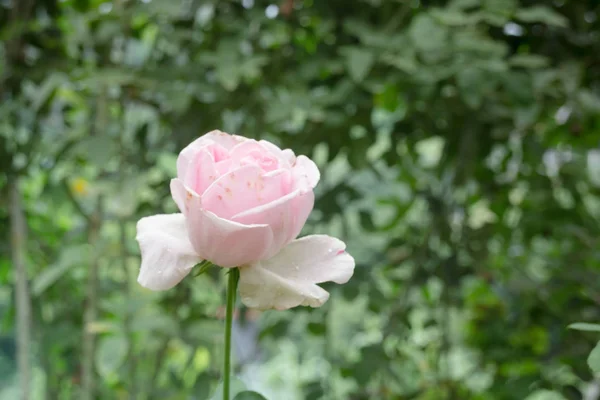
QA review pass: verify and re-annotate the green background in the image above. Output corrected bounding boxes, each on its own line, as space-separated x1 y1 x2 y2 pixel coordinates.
2 0 600 399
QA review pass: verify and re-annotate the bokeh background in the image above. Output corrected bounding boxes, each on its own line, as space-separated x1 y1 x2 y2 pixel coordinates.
2 0 600 399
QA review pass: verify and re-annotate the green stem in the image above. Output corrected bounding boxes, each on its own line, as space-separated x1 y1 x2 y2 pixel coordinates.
223 268 239 400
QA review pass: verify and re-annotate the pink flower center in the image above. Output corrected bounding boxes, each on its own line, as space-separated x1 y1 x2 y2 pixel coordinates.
241 151 279 172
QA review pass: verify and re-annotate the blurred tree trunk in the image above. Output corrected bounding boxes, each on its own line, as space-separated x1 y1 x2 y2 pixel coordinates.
82 211 101 400
4 2 36 399
9 176 32 400
82 88 107 400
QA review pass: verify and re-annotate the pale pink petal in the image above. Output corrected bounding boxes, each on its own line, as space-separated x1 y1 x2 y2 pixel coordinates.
171 179 274 267
136 214 202 291
281 149 296 165
176 130 242 180
232 188 313 258
238 235 355 310
257 140 284 156
183 149 218 195
258 140 294 168
228 140 281 172
215 159 232 176
292 155 320 190
287 190 314 242
201 165 289 219
170 178 196 214
230 140 264 158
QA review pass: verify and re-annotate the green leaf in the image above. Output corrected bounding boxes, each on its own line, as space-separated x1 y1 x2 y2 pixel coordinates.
222 109 245 134
345 48 375 82
509 54 550 69
233 391 268 400
95 335 129 379
524 390 567 400
578 90 600 112
457 67 487 108
415 136 445 168
381 53 418 74
193 260 215 277
157 152 178 177
195 4 215 27
209 377 246 400
568 323 600 332
131 313 178 336
588 341 600 373
75 136 117 166
241 56 268 81
29 73 67 111
32 245 90 296
449 0 480 9
483 0 518 17
431 9 473 26
409 13 448 53
217 65 241 91
516 6 568 28
77 68 142 89
32 263 72 296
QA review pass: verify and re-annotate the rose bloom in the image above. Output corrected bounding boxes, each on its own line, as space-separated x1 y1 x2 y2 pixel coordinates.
136 130 354 310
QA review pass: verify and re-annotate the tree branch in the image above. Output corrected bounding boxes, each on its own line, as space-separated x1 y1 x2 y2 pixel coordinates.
9 175 32 400
81 203 102 400
81 87 107 400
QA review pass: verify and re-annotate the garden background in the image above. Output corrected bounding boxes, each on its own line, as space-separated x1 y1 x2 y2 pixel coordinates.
2 0 600 399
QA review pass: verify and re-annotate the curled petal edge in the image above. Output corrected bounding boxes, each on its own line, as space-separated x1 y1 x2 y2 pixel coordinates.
136 214 202 291
238 234 355 310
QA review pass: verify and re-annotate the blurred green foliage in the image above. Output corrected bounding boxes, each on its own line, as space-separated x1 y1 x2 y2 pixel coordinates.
1 0 600 399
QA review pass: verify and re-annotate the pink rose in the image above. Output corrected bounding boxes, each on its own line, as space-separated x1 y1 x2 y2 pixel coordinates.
136 130 354 310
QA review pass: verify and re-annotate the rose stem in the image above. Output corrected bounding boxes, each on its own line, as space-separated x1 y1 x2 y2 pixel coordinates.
224 268 239 400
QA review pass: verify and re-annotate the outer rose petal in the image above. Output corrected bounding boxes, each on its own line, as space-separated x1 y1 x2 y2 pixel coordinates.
293 155 320 190
238 235 355 310
285 190 314 242
136 214 202 290
232 189 314 258
281 149 296 165
171 178 196 214
171 178 274 267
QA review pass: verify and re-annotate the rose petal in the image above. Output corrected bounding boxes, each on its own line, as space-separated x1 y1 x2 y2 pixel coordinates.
171 178 196 214
171 179 274 267
287 190 314 242
233 188 313 258
281 149 296 165
259 140 294 168
227 139 281 172
214 158 232 176
230 140 265 159
136 214 202 291
201 165 289 220
238 235 355 310
292 155 320 190
184 149 218 195
177 130 243 181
